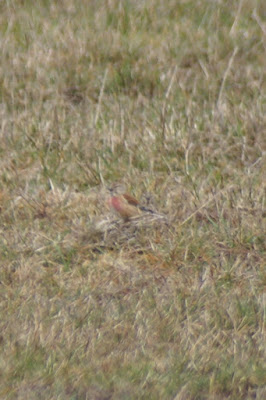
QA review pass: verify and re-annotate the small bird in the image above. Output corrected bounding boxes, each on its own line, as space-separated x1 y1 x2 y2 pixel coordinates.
107 185 155 221
108 195 141 220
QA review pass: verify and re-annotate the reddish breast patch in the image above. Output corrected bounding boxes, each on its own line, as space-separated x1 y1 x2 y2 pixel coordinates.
110 196 123 211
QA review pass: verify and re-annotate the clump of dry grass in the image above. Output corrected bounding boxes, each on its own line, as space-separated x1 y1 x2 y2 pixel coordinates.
0 0 265 399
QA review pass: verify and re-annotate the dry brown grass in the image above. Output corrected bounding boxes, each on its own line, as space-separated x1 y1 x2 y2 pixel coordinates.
0 0 265 399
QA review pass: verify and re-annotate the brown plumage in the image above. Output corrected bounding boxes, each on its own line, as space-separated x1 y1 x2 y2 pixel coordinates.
108 195 141 220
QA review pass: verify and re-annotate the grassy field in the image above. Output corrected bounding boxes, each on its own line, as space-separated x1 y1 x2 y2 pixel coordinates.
0 0 265 399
